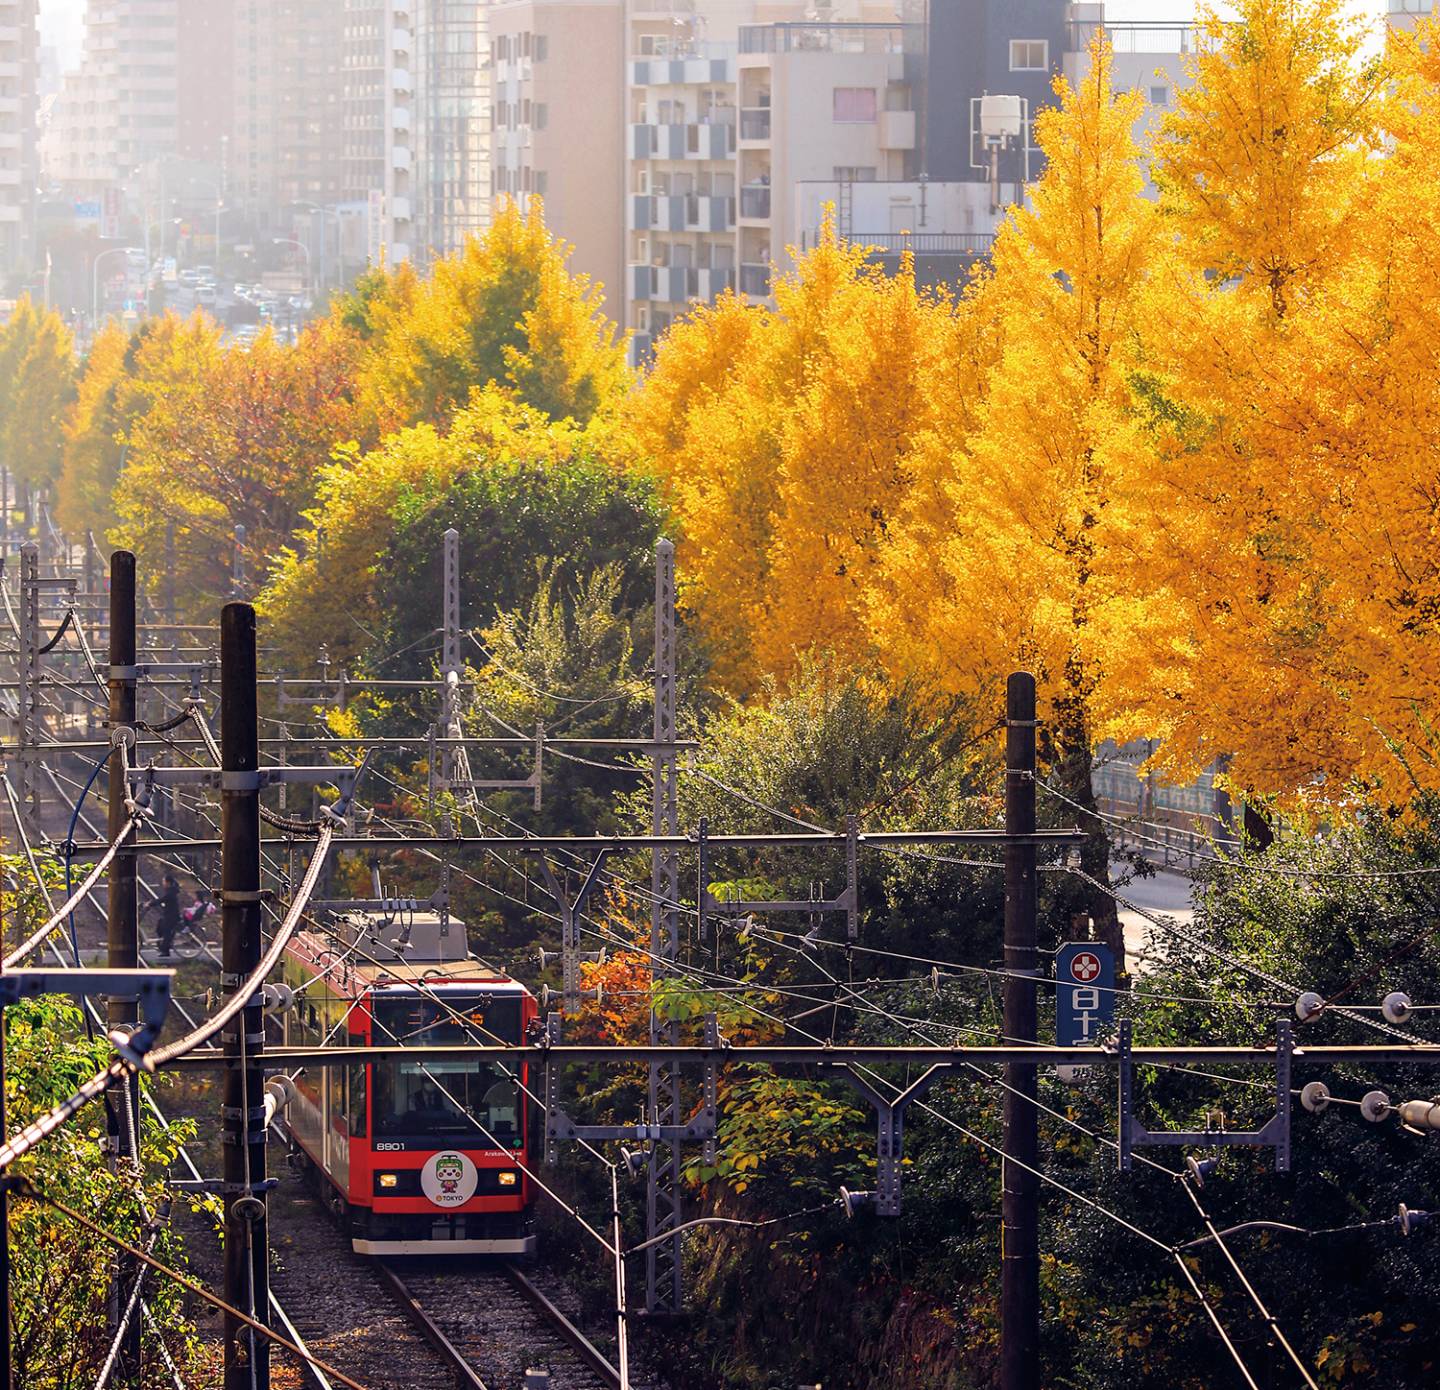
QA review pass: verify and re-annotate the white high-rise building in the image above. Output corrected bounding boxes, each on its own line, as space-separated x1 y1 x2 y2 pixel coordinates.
0 0 37 275
342 0 415 265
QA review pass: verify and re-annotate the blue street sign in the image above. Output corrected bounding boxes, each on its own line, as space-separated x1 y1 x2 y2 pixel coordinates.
1056 942 1115 1046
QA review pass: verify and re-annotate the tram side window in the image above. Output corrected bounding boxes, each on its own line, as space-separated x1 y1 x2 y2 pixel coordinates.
347 1036 367 1137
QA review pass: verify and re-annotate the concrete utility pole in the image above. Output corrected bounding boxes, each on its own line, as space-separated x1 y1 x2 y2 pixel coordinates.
232 523 247 600
17 544 38 818
1001 671 1039 1390
646 538 683 1314
106 550 141 1379
220 602 269 1390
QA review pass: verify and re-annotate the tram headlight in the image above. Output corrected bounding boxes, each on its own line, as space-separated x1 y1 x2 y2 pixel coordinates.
378 1172 399 1189
497 1171 519 1188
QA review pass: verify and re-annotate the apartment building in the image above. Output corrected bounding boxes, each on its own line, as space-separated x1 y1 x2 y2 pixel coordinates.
625 4 926 360
1387 0 1435 31
232 0 344 227
341 0 414 264
413 0 490 258
490 0 624 302
0 0 36 274
175 0 232 165
734 20 922 301
45 0 179 198
926 0 1064 183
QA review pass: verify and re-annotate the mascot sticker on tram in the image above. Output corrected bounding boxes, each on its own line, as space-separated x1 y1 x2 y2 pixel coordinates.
422 1151 479 1208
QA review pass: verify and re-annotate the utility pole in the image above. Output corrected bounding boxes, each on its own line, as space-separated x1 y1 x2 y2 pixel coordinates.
17 544 37 819
163 521 176 627
646 538 682 1314
0 1006 10 1390
1001 670 1038 1390
220 601 269 1390
107 549 142 1380
232 524 247 600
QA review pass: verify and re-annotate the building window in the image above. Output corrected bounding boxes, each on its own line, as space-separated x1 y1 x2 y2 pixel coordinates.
535 171 547 195
1150 84 1170 106
535 35 548 61
833 166 877 182
832 87 877 123
1009 40 1049 71
534 103 548 131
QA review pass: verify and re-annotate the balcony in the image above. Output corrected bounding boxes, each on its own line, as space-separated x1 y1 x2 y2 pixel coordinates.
630 193 686 231
392 68 413 94
392 106 411 132
390 195 412 222
879 110 916 150
629 121 734 161
685 194 734 232
392 27 411 53
630 54 734 86
739 107 770 141
629 262 654 300
628 263 699 303
392 146 412 172
697 266 735 298
739 263 770 296
739 184 770 219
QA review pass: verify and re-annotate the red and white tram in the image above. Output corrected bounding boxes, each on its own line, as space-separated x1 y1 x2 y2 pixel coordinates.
276 909 538 1256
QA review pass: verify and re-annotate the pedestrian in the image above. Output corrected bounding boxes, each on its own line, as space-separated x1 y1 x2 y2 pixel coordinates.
150 872 181 957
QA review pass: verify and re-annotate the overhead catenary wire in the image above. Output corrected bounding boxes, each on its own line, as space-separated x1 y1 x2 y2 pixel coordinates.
11 1178 374 1390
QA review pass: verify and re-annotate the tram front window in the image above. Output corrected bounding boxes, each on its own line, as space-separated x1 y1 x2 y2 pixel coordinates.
372 992 523 1146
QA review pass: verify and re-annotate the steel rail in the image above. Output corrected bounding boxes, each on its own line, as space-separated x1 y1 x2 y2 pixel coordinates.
501 1261 623 1388
372 1263 489 1390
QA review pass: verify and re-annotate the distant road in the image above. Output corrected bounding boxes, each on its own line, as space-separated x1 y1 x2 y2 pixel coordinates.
1114 861 1196 971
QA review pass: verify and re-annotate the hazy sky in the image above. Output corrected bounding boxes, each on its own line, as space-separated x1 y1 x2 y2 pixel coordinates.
34 0 1398 72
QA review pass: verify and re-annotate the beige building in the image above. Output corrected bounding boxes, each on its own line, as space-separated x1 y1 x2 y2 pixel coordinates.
1387 0 1435 33
623 4 926 361
0 0 35 274
490 0 624 307
232 0 344 228
44 0 179 198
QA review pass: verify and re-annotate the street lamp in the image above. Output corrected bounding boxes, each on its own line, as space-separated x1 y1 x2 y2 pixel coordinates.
290 201 346 293
271 237 311 291
91 246 136 330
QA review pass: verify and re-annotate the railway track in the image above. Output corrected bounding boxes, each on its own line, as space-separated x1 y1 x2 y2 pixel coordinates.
377 1259 623 1390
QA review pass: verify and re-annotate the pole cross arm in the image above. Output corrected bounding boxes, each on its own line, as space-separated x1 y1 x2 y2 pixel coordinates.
830 1063 953 1215
143 765 358 790
0 968 174 1070
1116 1017 1294 1172
309 897 428 914
698 815 861 940
528 850 612 1014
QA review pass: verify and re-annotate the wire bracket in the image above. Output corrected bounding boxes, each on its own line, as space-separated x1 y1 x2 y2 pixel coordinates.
1116 1017 1293 1171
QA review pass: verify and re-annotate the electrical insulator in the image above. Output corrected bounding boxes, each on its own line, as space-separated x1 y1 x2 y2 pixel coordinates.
840 1186 876 1219
1360 1090 1392 1122
1300 1081 1330 1113
1398 1204 1432 1236
1185 1156 1220 1188
1294 992 1325 1022
1382 991 1414 1025
1397 1097 1440 1133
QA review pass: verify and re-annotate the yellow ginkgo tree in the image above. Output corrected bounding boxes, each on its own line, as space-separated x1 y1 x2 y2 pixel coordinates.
869 39 1170 961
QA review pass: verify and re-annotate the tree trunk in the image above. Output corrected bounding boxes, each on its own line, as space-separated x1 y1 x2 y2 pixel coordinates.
1242 799 1274 852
